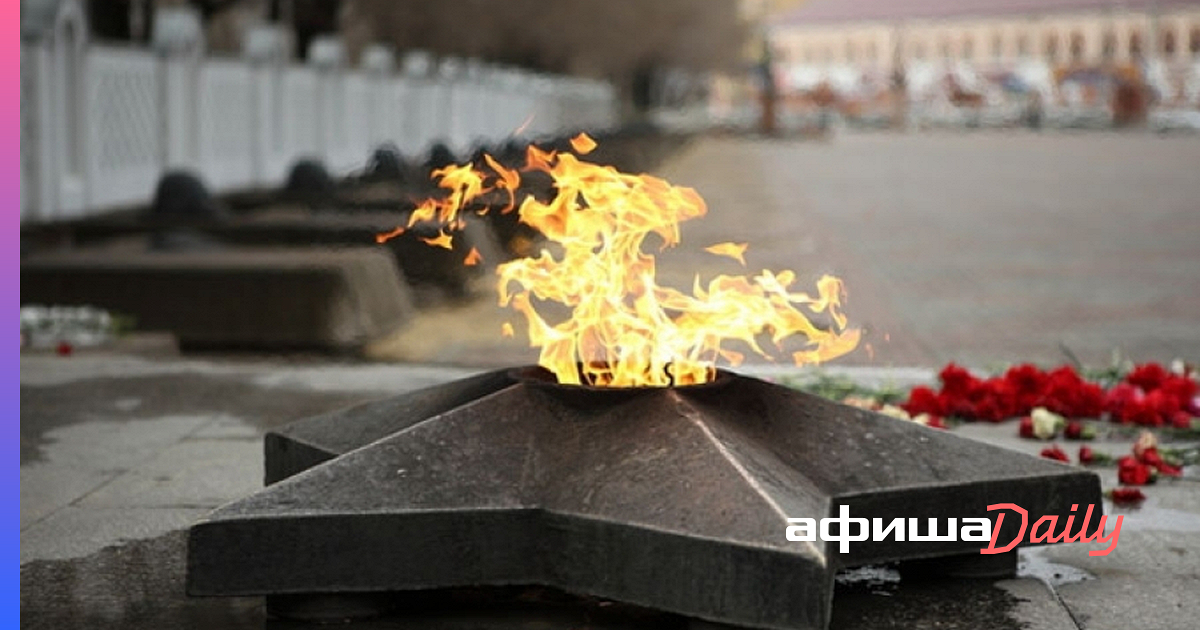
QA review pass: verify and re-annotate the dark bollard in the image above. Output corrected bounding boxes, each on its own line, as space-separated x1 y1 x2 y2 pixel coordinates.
148 170 226 251
424 142 458 172
365 143 410 183
150 170 226 222
284 158 336 208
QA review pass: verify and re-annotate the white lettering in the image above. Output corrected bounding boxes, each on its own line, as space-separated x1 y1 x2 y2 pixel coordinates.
960 517 992 542
786 518 816 541
821 504 869 553
872 517 905 542
908 517 957 541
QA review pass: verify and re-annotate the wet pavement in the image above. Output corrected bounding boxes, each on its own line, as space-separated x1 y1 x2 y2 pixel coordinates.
20 354 1200 630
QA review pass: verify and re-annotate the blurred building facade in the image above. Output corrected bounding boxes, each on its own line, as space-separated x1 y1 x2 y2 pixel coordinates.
764 0 1200 127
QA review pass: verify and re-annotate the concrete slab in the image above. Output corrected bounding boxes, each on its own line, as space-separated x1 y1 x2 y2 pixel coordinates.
217 210 501 301
78 438 261 509
20 247 414 352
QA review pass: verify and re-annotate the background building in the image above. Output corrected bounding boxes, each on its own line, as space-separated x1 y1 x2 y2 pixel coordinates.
766 0 1200 126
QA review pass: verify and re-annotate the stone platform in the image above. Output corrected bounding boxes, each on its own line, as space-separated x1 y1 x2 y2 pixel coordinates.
20 247 413 352
20 355 1200 630
188 367 1100 630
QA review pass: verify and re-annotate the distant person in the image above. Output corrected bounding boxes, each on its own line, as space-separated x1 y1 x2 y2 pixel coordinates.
1024 92 1044 130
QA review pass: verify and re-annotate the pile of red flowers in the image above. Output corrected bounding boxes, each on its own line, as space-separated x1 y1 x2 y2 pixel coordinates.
1105 363 1197 428
902 362 1197 428
1116 433 1183 485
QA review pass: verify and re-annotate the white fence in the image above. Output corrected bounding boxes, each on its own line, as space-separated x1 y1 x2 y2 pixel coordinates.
21 33 616 224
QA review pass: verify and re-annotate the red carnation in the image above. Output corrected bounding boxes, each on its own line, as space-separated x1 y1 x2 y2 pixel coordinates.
1145 390 1181 419
1105 382 1142 418
1073 382 1106 418
1018 416 1035 438
938 363 979 397
938 391 976 419
1037 366 1103 418
1171 411 1194 429
1114 397 1161 426
1117 456 1154 485
1138 446 1163 467
1126 363 1169 392
1160 376 1198 410
1138 446 1183 477
1040 445 1070 463
972 397 1007 423
55 341 73 357
1001 364 1052 416
983 378 1019 420
1003 364 1048 399
1109 488 1147 505
1078 445 1096 464
1157 462 1183 477
901 386 943 417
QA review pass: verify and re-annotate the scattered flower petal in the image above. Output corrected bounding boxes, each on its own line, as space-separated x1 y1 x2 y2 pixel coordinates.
1109 488 1147 505
1040 444 1070 463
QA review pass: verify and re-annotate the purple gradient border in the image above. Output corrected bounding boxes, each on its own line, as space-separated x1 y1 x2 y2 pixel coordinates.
9 0 22 623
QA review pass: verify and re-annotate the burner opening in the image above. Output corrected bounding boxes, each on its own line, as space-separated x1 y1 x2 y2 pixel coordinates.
510 364 733 390
509 364 734 410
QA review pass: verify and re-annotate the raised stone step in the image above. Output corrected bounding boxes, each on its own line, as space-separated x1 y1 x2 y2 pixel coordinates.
21 247 414 352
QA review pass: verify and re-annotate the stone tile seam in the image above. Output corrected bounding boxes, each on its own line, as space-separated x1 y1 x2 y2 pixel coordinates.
20 414 226 533
1040 578 1085 630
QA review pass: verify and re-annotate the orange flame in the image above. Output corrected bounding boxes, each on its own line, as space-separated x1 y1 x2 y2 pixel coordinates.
569 133 598 154
464 247 483 266
380 133 860 387
704 242 748 266
420 231 454 250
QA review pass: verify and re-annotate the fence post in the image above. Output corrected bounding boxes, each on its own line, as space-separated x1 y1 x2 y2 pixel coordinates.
481 65 511 141
436 57 466 153
26 0 90 220
153 8 204 172
401 51 434 157
243 25 289 186
361 44 396 154
308 36 347 171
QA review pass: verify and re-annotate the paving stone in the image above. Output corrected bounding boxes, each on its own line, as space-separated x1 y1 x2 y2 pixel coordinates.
22 507 210 563
1047 531 1200 630
995 578 1079 630
188 415 261 440
20 415 213 528
79 438 261 509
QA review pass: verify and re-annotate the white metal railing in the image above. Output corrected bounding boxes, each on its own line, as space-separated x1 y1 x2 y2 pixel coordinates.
21 16 617 224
